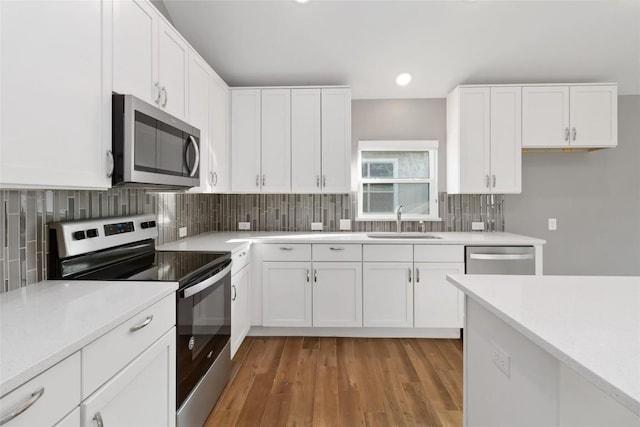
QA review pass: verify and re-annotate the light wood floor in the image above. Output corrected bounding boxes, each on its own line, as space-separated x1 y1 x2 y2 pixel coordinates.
205 337 463 427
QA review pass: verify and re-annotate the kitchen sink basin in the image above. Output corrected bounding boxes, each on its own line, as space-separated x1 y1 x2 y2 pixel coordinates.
367 232 442 239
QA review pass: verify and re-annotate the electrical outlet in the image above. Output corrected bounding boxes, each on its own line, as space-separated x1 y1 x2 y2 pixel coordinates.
548 218 557 231
491 342 511 377
339 219 351 231
238 222 250 231
311 222 323 231
471 222 485 231
179 227 187 238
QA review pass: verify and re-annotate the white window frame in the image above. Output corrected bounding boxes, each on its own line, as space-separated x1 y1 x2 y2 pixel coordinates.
357 140 439 221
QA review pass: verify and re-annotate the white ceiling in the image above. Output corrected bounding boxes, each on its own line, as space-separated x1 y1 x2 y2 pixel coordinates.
163 0 640 100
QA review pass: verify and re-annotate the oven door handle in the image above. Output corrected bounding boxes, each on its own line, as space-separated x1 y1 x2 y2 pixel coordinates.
181 262 232 299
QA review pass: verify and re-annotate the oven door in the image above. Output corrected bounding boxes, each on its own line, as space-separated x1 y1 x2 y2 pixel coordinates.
176 260 231 409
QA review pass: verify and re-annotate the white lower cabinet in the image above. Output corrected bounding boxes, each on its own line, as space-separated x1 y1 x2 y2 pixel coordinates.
80 328 176 427
262 262 312 327
414 263 465 328
54 408 80 427
231 264 251 358
363 262 414 327
313 262 362 327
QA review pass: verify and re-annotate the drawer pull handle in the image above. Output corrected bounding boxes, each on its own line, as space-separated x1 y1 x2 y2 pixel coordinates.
94 412 104 427
280 247 293 251
129 315 154 332
329 247 344 251
232 285 237 301
0 387 45 425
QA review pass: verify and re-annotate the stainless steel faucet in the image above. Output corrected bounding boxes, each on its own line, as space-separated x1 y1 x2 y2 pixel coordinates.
396 205 403 233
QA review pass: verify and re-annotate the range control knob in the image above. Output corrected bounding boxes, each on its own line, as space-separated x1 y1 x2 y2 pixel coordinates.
86 228 99 238
141 222 149 229
72 231 86 240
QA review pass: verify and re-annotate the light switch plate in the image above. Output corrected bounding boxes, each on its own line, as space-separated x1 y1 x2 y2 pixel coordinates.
238 222 250 230
179 227 187 238
471 222 485 231
339 219 351 231
548 218 557 231
311 222 323 231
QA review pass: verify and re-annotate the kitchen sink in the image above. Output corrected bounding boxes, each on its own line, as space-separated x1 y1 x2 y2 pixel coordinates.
367 232 442 239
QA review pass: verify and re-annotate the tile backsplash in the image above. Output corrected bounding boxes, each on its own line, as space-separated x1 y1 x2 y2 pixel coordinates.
1 189 502 293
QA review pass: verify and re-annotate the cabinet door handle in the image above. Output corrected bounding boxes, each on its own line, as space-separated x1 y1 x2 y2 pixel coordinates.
572 127 577 141
329 247 344 251
280 247 293 251
232 285 237 301
94 412 104 427
209 172 214 186
154 82 161 104
106 150 114 179
485 175 490 188
0 387 45 425
213 172 218 186
322 175 326 188
492 175 496 188
306 269 310 283
416 268 420 283
316 175 320 188
314 269 317 283
564 127 570 141
262 174 266 187
408 268 412 283
161 87 168 107
256 174 260 187
129 315 153 332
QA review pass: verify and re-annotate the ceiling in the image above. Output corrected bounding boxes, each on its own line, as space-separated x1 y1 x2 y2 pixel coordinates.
163 0 640 100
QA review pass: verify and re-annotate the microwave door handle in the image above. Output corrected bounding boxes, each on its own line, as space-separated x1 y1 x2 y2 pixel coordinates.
181 263 232 299
186 135 200 177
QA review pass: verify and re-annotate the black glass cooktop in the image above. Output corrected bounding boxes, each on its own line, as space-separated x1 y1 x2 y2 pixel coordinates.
128 251 230 283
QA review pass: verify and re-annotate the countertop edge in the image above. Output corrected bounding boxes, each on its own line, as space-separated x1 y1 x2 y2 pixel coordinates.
446 274 640 416
0 284 177 396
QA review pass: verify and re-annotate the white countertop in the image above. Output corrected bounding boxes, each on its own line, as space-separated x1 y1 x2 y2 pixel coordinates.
157 231 545 253
446 274 640 416
0 280 177 396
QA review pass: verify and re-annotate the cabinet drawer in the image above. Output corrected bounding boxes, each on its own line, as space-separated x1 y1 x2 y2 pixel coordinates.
414 245 464 262
312 244 362 262
232 244 250 276
0 352 80 427
363 245 413 262
81 294 175 398
261 244 311 261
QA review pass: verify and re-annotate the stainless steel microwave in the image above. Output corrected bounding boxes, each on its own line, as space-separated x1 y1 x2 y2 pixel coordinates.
112 94 200 189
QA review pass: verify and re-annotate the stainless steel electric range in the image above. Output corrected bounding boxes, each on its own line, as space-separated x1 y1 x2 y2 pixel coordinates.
48 214 231 427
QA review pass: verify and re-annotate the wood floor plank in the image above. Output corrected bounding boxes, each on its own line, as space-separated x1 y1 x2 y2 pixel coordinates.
206 337 463 427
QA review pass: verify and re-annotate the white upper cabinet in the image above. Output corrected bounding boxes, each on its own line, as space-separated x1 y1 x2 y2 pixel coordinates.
447 86 521 194
210 72 230 192
157 19 188 120
522 84 617 149
0 0 112 190
321 88 352 193
490 87 522 194
113 0 188 120
231 89 262 192
522 86 570 148
113 0 158 105
187 50 213 193
261 89 291 193
291 89 322 193
569 85 617 147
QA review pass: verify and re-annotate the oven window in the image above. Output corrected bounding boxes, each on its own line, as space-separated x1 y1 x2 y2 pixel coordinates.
177 269 230 407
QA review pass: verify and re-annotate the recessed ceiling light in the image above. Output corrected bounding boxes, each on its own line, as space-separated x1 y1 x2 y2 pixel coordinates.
396 73 412 86
295 0 309 3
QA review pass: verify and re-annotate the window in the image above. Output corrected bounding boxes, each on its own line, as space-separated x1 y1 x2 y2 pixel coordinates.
357 140 439 221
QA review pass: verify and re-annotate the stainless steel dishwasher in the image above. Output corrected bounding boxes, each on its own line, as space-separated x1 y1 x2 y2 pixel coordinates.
465 246 535 275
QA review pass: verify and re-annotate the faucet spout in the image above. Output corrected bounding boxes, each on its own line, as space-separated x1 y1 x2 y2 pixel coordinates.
396 205 403 233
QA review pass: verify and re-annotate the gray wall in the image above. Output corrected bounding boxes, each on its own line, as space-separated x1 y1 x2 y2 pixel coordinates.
351 98 447 191
505 95 640 275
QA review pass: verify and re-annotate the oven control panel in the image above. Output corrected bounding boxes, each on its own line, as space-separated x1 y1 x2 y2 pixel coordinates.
104 221 135 236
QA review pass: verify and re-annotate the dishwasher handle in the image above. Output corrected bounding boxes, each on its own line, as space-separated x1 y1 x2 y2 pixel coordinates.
469 253 534 261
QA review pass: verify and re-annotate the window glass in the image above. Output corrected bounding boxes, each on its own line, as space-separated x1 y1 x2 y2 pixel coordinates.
361 151 429 179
